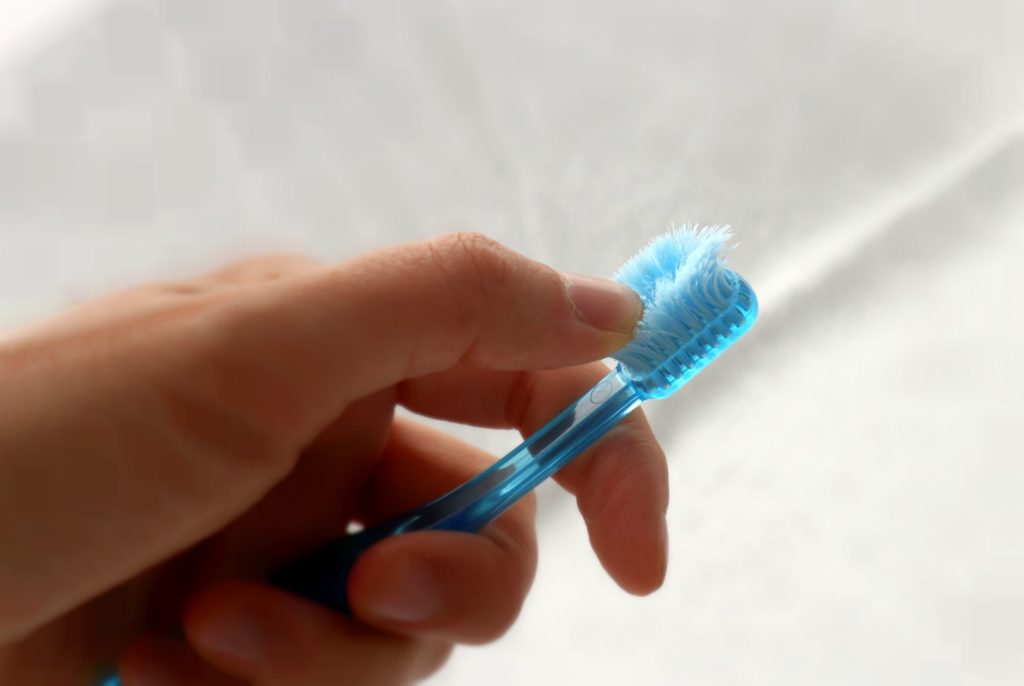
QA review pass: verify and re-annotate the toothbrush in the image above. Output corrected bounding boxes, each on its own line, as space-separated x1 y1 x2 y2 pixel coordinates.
271 226 758 614
97 227 756 685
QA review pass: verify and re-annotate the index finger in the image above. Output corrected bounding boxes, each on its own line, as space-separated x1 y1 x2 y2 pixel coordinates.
210 232 642 446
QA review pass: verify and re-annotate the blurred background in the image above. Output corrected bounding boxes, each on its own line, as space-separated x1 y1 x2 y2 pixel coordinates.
1 0 1023 684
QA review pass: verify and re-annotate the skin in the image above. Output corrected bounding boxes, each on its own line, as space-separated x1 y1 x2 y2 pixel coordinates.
0 233 669 685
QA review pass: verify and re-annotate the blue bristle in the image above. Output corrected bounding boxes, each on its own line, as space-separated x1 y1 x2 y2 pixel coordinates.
612 225 757 397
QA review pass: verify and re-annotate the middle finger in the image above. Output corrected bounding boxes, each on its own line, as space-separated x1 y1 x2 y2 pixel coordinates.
397 362 669 595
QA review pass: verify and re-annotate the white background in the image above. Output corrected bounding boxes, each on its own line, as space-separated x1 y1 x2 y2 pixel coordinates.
1 1 1023 684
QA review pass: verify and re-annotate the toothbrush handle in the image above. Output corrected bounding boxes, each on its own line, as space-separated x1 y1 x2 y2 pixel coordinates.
271 369 643 614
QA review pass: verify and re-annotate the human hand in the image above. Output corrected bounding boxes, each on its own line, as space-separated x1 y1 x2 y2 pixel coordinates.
0 233 668 685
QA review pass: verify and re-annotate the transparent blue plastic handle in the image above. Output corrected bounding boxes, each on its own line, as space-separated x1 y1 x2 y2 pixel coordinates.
271 368 643 614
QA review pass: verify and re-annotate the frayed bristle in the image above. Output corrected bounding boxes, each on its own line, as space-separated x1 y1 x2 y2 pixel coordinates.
612 225 757 396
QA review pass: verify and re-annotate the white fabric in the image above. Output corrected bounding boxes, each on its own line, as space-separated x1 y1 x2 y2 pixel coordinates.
2 1 1023 684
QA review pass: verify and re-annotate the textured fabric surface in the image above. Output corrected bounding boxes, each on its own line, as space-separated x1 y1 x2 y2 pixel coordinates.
2 1 1023 684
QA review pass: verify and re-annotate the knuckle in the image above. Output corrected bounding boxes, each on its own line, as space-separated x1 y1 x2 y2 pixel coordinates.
156 372 301 480
147 280 209 297
429 232 515 294
436 230 503 256
209 253 321 284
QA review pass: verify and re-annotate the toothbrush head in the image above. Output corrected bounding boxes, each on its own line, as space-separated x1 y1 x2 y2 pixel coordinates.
612 225 758 398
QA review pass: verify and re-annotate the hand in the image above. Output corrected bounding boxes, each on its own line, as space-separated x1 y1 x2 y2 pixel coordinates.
0 233 668 685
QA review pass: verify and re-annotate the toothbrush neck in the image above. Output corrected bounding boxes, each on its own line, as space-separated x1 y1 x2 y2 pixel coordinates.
403 369 644 533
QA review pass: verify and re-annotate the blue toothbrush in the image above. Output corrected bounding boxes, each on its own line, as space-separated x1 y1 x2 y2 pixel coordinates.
100 226 757 684
271 226 758 614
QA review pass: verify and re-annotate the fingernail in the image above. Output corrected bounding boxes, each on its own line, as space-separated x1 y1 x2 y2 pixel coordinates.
362 556 442 624
191 608 268 668
564 273 642 334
